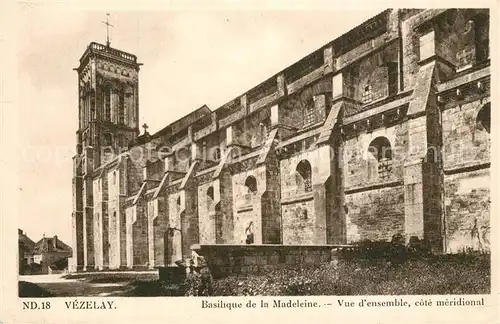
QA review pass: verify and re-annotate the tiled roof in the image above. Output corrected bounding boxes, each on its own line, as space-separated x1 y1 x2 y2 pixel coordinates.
33 237 72 254
18 230 35 252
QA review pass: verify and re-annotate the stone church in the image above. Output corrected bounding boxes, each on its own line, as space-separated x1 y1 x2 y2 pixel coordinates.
71 9 490 271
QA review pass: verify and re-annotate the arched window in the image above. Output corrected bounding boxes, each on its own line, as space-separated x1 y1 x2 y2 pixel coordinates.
363 85 373 104
304 104 315 128
212 147 222 161
476 103 490 134
367 137 392 179
103 87 111 121
118 89 125 124
103 147 113 159
245 222 254 245
296 160 312 192
244 176 257 194
368 137 392 161
104 133 113 147
207 186 214 208
176 196 181 208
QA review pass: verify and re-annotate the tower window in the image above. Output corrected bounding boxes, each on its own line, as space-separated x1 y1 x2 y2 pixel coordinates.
296 160 312 192
104 133 113 147
118 90 125 124
104 88 111 121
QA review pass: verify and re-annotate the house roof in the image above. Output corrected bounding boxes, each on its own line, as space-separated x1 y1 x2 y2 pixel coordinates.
33 236 72 254
18 229 35 252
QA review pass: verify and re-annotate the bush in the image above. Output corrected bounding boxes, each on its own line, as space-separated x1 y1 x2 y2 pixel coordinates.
19 281 53 297
206 253 490 296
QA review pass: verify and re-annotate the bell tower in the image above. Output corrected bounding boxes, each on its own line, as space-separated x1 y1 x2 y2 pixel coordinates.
71 36 142 271
76 42 142 166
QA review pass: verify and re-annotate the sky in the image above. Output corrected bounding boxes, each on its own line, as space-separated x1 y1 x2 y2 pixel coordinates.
14 2 382 244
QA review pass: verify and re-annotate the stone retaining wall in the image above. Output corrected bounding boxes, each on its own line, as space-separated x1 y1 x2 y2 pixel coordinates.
191 244 347 278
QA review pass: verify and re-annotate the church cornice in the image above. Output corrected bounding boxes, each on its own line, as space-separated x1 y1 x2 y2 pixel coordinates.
76 42 142 73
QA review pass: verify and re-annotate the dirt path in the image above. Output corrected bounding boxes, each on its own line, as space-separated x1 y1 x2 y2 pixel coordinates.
19 271 159 297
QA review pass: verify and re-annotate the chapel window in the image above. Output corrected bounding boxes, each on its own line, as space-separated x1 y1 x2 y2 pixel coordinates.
362 85 373 104
296 160 312 192
212 147 222 161
207 186 214 208
367 137 393 180
476 103 491 134
304 103 315 128
244 176 257 194
387 62 399 96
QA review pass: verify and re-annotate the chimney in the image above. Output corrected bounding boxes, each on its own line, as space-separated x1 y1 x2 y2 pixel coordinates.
53 235 58 249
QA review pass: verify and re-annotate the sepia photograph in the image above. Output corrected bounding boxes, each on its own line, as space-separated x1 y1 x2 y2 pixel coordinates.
14 6 491 299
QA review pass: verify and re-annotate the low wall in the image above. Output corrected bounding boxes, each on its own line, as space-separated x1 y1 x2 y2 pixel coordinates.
191 244 348 278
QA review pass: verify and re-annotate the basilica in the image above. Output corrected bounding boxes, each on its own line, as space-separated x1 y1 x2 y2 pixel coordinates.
71 9 490 271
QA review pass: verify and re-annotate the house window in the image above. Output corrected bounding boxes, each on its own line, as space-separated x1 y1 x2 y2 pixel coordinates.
296 160 312 192
367 137 393 180
362 85 373 104
244 176 257 194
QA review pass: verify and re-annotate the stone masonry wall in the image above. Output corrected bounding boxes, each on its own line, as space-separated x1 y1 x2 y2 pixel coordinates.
232 165 266 244
353 41 399 102
167 191 183 264
219 168 235 243
343 122 407 190
345 186 405 242
192 244 334 279
280 150 318 244
279 78 330 130
442 97 490 170
133 199 149 268
442 96 490 253
444 169 490 253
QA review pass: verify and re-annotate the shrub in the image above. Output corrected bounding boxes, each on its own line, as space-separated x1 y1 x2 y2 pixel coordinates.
206 253 490 296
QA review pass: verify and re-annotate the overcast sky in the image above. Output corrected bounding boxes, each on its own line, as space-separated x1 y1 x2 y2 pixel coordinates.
14 3 382 244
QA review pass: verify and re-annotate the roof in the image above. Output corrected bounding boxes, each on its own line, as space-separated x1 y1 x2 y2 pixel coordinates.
33 236 72 254
132 104 212 146
18 229 35 253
